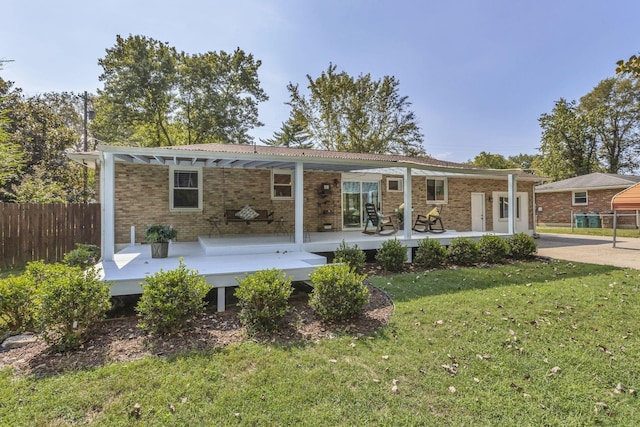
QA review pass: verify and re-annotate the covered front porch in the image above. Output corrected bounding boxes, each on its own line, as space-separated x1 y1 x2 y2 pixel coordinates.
102 229 507 311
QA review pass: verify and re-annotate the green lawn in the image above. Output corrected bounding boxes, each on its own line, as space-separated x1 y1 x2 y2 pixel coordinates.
2 260 640 426
537 226 640 238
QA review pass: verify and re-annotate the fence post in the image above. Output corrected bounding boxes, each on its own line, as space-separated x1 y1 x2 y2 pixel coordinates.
570 209 574 232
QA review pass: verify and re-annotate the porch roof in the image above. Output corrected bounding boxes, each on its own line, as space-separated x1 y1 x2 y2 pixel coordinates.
71 143 538 178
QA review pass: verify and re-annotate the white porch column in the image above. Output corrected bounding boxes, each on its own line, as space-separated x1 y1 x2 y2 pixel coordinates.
294 161 304 249
101 152 116 261
507 173 517 235
403 167 412 262
403 167 412 240
613 210 618 248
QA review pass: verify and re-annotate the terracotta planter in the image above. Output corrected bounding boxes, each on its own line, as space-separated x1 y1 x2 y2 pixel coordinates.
150 242 169 258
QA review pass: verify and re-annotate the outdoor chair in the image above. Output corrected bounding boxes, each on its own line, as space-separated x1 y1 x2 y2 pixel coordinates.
363 203 398 235
412 206 445 233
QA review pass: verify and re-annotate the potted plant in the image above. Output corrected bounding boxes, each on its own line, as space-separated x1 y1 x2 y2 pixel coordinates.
144 224 177 258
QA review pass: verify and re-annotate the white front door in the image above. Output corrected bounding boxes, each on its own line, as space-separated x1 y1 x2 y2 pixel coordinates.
471 192 485 232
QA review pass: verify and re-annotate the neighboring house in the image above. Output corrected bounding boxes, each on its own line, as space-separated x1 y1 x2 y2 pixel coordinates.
71 143 541 252
535 173 640 228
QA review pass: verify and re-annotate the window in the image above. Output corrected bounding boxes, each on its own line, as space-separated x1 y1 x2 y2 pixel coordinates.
170 167 202 211
272 169 293 199
426 178 447 203
499 196 521 219
387 178 403 192
572 191 588 206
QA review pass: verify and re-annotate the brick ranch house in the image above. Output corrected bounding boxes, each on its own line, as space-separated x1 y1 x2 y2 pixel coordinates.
69 144 543 307
535 172 640 228
71 143 541 257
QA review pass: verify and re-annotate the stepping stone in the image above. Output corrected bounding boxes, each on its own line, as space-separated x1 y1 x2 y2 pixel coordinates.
2 333 38 350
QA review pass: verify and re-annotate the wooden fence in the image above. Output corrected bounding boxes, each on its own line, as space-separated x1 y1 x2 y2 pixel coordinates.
0 203 101 269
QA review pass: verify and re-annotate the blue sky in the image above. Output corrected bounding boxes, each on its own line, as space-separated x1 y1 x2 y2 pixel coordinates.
2 0 639 163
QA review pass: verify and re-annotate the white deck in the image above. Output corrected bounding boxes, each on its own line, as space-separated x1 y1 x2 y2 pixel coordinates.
101 229 507 311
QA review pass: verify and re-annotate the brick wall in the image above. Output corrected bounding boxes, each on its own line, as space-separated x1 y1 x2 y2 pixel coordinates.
380 175 535 232
535 189 638 227
112 163 344 243
110 164 536 243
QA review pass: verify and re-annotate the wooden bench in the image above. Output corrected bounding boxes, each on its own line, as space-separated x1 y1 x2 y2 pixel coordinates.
224 209 274 225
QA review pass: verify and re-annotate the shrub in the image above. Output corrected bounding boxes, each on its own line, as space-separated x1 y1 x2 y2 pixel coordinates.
0 274 37 332
334 240 366 274
376 239 407 272
309 264 369 322
508 233 537 259
446 237 479 266
136 258 209 335
36 264 111 351
235 269 293 332
478 235 510 264
414 238 447 269
63 243 101 269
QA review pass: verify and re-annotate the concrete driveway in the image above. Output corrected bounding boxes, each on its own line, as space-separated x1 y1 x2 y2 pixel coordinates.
535 233 640 269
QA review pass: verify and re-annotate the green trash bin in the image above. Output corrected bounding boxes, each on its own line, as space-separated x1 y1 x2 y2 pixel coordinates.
587 213 601 228
575 213 587 228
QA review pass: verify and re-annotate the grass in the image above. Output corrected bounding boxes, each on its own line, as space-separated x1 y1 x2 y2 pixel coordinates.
537 226 640 238
2 260 640 425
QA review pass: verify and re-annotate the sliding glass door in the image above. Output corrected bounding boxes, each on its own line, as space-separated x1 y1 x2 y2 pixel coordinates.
342 180 380 230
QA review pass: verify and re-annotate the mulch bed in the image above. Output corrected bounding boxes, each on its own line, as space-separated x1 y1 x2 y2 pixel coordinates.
0 281 393 377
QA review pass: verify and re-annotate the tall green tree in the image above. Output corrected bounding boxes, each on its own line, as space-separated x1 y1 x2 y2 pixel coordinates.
508 153 539 170
261 110 312 148
617 52 640 77
579 77 640 173
94 34 267 147
0 79 89 202
467 151 519 169
273 64 425 155
537 98 599 181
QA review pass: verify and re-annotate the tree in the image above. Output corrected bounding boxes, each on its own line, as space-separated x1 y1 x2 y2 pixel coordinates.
94 34 268 147
0 105 24 187
579 77 640 173
261 110 312 148
616 53 640 77
508 153 539 170
537 98 599 181
0 78 90 202
274 63 425 155
467 151 519 169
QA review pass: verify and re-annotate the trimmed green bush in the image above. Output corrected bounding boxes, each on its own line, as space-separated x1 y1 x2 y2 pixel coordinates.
414 238 447 269
508 233 537 259
235 269 293 332
376 239 407 272
334 240 366 274
136 258 209 335
0 274 37 333
446 237 479 266
63 243 101 269
309 264 369 322
36 264 111 351
478 235 510 264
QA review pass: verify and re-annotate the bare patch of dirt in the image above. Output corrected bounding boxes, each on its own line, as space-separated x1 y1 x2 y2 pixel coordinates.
0 283 393 376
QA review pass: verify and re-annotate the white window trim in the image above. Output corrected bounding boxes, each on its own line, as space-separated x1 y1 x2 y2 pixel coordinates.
169 166 203 212
572 190 588 206
426 177 448 204
271 169 294 200
386 177 403 192
494 193 522 222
